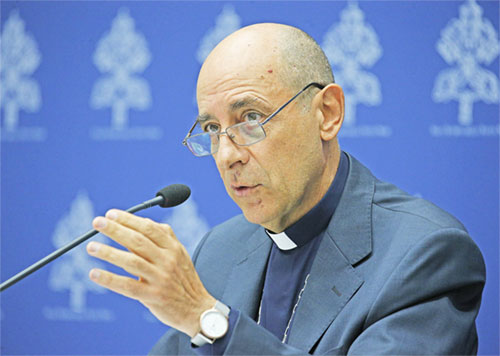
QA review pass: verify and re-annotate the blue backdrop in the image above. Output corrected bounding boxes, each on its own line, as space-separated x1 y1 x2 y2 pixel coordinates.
1 1 498 355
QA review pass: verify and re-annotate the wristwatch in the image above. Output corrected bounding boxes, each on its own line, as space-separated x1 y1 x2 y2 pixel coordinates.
190 300 230 347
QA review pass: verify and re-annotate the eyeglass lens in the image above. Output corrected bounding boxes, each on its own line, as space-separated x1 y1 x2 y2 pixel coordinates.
186 121 265 156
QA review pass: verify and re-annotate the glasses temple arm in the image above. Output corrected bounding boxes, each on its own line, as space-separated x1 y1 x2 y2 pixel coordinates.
262 82 325 125
182 119 200 145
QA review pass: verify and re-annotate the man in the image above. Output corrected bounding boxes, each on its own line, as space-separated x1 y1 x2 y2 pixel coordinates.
86 23 486 355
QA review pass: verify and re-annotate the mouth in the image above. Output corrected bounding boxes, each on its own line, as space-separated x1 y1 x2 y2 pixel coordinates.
231 184 261 197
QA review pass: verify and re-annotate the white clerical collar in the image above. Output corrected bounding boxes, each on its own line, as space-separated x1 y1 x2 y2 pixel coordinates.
265 230 298 251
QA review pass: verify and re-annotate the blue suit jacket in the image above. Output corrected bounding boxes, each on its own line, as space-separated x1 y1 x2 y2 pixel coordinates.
150 154 486 355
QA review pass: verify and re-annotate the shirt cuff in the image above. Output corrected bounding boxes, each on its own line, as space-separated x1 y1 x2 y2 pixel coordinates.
191 308 240 356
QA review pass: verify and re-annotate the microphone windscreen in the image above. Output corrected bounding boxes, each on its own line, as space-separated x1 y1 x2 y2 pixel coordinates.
156 184 191 208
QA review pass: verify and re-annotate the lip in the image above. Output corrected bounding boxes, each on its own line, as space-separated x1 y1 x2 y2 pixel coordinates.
231 184 261 197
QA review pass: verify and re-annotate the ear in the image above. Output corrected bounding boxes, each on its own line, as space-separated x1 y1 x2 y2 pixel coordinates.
315 84 344 141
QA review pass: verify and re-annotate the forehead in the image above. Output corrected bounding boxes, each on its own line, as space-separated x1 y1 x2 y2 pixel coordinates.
196 72 291 122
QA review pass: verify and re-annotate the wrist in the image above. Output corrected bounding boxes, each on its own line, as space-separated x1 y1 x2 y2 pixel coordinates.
188 295 218 338
190 299 230 347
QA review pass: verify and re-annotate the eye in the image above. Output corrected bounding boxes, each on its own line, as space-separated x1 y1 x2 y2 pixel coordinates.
203 123 220 133
243 112 263 123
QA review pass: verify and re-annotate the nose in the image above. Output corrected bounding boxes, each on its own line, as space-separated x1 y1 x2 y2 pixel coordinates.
215 133 249 169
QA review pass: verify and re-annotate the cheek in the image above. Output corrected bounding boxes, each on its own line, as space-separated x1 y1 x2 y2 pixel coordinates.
268 131 323 192
257 141 301 197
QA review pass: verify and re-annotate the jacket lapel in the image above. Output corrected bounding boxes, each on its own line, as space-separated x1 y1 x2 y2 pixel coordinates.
287 154 375 352
221 228 272 320
286 234 364 351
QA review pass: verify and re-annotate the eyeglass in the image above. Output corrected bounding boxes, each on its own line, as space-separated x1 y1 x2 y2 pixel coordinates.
182 82 325 157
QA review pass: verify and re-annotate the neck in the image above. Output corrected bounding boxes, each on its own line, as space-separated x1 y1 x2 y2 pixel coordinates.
265 143 341 233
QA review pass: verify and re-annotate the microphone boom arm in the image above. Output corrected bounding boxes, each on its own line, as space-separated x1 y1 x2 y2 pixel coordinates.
0 195 166 292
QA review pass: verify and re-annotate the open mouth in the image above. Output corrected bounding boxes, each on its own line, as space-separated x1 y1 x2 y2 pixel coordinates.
231 184 261 197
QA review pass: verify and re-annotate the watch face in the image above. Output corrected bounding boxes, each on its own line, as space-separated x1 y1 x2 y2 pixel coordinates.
200 310 229 339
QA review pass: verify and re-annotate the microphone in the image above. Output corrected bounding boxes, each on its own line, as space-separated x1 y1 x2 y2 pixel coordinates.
0 184 191 292
155 184 192 208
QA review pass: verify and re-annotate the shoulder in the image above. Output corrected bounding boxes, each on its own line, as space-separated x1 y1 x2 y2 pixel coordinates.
342 154 484 279
373 177 466 232
369 175 482 263
347 153 468 242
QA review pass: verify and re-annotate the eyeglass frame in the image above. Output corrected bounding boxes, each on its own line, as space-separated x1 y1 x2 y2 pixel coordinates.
182 82 326 156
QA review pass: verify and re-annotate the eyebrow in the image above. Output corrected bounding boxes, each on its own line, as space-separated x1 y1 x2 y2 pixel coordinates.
196 97 269 124
196 113 213 124
229 97 261 112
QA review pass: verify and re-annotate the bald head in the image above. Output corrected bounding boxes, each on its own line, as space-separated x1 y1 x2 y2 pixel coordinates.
271 24 335 92
198 23 334 98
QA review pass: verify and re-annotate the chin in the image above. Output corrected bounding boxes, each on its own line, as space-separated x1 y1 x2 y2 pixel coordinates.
241 206 278 230
233 195 283 229
241 209 262 224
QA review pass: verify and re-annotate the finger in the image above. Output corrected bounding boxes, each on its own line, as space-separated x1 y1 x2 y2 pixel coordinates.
93 216 162 262
86 241 159 282
104 209 176 249
89 268 151 301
